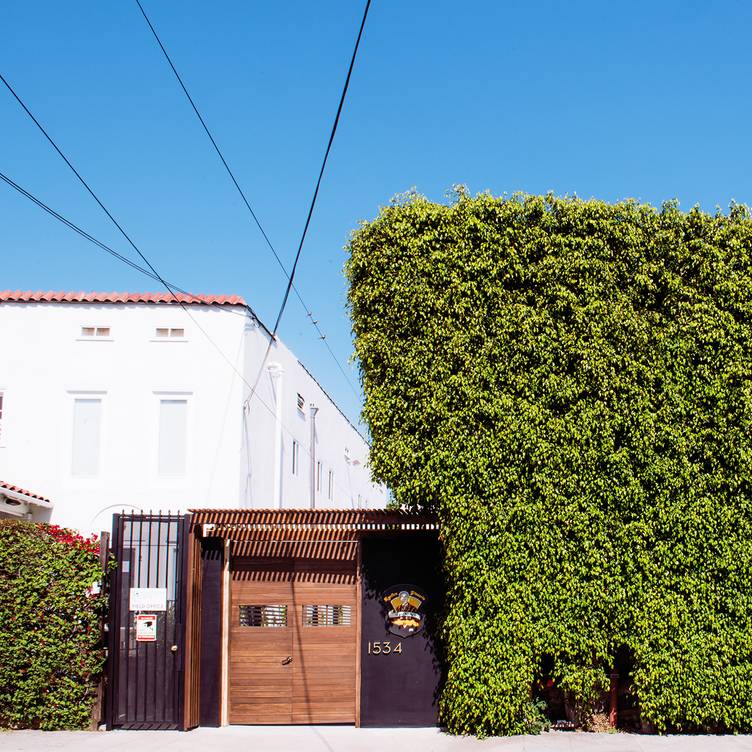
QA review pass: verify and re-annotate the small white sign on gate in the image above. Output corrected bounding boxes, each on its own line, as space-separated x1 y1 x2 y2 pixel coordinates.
135 614 158 642
129 587 167 612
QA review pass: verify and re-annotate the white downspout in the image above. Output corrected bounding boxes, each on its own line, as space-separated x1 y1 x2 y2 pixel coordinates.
268 362 284 509
309 404 319 509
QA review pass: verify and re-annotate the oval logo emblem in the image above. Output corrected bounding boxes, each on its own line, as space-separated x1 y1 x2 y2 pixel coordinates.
381 584 426 638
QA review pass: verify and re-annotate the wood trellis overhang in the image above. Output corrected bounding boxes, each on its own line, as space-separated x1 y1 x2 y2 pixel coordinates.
189 509 439 560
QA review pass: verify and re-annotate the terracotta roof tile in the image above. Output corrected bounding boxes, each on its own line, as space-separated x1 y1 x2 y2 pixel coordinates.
0 291 246 306
0 480 51 503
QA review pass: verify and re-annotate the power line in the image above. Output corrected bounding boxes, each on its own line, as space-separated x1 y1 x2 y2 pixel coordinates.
0 171 159 281
239 0 372 412
0 72 182 308
134 0 360 398
134 0 285 276
0 169 251 320
0 75 368 504
0 174 360 500
252 0 372 426
270 0 372 336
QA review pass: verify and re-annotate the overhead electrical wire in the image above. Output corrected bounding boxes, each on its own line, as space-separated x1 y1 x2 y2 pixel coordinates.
237 0 372 412
0 169 250 320
0 170 361 500
0 76 366 501
0 72 183 308
0 73 275 410
269 0 371 336
2 0 372 451
134 0 361 398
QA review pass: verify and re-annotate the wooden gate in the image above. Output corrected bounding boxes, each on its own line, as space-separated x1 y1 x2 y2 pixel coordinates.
229 556 357 724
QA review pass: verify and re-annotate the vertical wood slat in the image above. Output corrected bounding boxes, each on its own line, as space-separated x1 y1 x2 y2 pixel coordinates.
355 539 362 728
182 520 203 730
221 539 231 726
199 538 224 727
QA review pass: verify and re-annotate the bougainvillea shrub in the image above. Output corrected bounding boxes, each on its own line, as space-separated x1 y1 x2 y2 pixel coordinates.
346 191 752 735
0 519 106 729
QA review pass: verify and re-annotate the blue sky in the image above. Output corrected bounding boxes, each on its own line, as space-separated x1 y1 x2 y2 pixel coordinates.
2 1 751 425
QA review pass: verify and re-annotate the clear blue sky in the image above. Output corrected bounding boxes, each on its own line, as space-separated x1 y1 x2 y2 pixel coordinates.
2 1 751 426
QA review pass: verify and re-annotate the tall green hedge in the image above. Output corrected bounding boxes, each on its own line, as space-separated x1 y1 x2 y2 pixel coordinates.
0 519 107 729
346 191 752 735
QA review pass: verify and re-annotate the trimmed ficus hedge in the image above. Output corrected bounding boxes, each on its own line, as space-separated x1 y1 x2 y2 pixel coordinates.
0 519 107 729
346 191 752 735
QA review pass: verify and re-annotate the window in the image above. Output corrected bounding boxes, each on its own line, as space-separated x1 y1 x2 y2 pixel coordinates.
71 398 102 476
316 461 322 492
155 327 185 339
303 605 352 627
358 494 362 510
80 326 110 338
297 393 305 412
292 439 300 475
0 392 4 442
328 470 334 501
158 399 188 477
239 605 287 627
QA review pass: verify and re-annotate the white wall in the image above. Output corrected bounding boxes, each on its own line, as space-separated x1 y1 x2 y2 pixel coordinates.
239 321 386 511
0 301 246 533
0 300 386 535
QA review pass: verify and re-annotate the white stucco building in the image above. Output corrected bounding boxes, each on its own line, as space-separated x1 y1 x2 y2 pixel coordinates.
0 291 386 533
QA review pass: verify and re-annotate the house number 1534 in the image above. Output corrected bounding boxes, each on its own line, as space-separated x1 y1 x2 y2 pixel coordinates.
367 640 402 655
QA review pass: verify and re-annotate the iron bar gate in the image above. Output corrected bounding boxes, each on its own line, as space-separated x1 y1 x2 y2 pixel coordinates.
106 513 190 730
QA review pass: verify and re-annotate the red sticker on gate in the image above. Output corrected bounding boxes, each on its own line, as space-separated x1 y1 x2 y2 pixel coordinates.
135 614 157 642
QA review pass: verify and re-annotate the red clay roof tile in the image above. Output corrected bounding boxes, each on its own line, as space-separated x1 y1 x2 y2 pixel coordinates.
0 480 51 503
0 291 246 306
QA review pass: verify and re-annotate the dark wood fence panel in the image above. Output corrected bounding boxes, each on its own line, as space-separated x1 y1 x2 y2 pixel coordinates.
199 538 224 727
359 534 444 727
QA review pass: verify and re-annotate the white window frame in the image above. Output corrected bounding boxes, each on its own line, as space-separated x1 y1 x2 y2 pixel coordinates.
316 461 322 493
152 391 193 485
67 391 107 482
328 469 334 501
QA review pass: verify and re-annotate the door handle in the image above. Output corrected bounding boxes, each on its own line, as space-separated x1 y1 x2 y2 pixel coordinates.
281 656 292 665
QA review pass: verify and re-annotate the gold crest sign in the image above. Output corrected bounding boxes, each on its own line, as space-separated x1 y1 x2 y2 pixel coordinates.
381 584 427 638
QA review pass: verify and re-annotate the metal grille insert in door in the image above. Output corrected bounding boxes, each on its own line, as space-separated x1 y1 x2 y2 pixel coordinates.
106 513 189 730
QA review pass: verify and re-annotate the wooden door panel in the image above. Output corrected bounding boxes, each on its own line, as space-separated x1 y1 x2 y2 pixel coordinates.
229 561 293 724
290 560 357 724
229 557 357 725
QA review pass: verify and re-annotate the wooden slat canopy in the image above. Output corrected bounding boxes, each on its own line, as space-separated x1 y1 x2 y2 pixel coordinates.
188 509 439 560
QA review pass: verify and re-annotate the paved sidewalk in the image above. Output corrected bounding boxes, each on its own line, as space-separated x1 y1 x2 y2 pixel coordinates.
2 727 752 752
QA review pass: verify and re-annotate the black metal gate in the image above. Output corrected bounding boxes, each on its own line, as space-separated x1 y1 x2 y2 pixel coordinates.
106 513 190 730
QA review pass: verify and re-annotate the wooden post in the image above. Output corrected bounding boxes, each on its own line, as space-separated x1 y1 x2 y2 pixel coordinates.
355 539 362 727
609 673 619 728
220 538 231 726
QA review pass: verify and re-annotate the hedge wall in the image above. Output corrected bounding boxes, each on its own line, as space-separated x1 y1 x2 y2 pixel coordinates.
346 191 752 735
0 519 107 729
